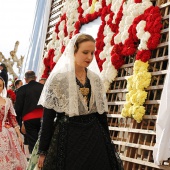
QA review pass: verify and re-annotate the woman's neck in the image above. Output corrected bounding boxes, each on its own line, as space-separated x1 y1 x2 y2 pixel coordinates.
0 96 5 105
75 64 86 74
75 65 86 85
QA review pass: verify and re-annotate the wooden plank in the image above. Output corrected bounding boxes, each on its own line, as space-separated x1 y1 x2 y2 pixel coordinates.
107 85 164 93
107 114 157 119
159 2 170 8
108 100 160 105
120 156 169 169
109 127 156 135
113 140 154 150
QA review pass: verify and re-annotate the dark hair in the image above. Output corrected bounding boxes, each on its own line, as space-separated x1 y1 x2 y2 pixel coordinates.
25 70 36 79
74 34 95 53
0 76 5 89
0 63 8 72
14 79 22 87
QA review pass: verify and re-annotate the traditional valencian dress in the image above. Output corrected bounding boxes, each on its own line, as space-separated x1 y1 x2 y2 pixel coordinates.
0 98 27 170
38 70 124 170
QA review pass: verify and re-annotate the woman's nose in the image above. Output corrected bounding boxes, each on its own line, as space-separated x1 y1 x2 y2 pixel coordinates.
88 53 93 59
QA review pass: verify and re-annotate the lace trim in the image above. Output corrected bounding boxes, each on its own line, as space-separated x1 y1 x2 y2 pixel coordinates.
39 70 108 117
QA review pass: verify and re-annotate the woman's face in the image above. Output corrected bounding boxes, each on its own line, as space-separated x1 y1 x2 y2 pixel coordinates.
74 41 95 68
0 79 4 93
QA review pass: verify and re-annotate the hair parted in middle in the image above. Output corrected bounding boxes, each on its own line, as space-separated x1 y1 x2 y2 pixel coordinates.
74 34 95 54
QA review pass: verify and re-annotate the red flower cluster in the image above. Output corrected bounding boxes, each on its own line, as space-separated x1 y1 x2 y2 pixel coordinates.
42 49 56 78
134 6 162 62
41 0 162 78
7 89 16 104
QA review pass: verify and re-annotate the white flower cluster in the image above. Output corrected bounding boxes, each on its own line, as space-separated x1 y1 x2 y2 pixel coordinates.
114 0 152 44
101 0 152 91
40 0 153 90
99 0 123 91
40 0 79 76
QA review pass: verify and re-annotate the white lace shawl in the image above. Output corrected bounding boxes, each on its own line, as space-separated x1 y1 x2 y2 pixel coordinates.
38 69 108 117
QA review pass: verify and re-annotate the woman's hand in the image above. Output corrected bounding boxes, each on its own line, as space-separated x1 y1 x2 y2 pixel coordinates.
18 136 24 149
21 123 26 134
4 121 12 128
38 154 46 169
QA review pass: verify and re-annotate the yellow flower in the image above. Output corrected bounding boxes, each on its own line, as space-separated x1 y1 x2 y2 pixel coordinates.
121 108 129 117
123 60 151 123
127 75 135 91
90 0 97 14
121 102 132 117
126 89 137 102
133 60 149 74
131 105 145 123
130 90 147 105
135 72 151 89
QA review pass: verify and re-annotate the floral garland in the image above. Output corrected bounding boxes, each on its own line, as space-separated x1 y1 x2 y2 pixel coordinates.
121 6 162 123
40 0 162 122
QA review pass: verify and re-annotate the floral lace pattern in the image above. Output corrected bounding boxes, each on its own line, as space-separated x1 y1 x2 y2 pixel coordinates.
7 111 18 127
39 70 108 117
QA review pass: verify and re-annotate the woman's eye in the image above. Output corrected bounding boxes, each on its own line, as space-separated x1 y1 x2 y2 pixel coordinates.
83 52 88 54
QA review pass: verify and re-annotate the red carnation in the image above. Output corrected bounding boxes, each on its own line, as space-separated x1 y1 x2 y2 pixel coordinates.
147 33 161 50
134 0 142 3
136 50 151 62
7 89 16 104
111 53 124 70
122 39 136 56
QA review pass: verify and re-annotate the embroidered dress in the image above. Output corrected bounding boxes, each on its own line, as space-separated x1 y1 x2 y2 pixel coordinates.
0 98 27 170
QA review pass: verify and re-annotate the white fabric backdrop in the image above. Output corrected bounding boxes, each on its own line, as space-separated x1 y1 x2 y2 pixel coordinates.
20 0 52 80
153 17 170 165
80 17 101 39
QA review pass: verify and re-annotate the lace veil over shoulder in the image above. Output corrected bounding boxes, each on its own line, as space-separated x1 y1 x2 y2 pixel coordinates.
38 33 108 117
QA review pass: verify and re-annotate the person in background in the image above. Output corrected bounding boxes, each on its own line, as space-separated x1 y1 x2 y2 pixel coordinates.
37 33 124 170
14 78 30 159
15 70 44 153
0 63 8 88
14 79 23 94
39 78 46 85
0 76 27 170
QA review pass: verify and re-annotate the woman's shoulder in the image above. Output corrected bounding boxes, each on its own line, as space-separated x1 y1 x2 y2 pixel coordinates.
3 97 12 104
51 72 67 80
50 72 68 85
87 69 101 80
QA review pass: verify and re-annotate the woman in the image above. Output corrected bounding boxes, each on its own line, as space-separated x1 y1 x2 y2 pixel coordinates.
0 77 27 169
37 33 124 170
0 63 8 88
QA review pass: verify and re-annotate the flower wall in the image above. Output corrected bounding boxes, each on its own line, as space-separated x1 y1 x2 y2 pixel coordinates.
40 0 162 123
